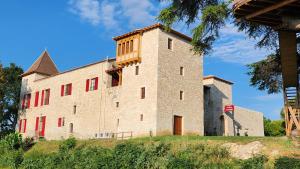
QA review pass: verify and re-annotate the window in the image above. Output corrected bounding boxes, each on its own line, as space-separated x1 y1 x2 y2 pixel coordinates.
116 102 119 108
111 72 120 87
73 105 77 114
135 66 139 75
44 89 50 105
34 91 39 107
41 89 50 106
117 119 119 126
180 67 184 76
18 119 27 133
58 118 62 127
168 38 173 50
180 91 184 100
141 87 145 99
61 83 72 96
69 123 73 133
86 77 98 92
130 40 134 52
122 43 125 55
126 41 129 53
118 44 121 56
22 93 31 109
140 114 143 121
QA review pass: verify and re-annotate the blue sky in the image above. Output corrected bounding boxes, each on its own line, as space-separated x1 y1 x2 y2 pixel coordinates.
0 0 282 119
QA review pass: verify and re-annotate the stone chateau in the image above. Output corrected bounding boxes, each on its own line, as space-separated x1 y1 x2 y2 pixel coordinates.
18 24 264 140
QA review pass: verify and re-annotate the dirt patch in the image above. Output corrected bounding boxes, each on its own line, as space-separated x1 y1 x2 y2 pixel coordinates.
222 141 264 160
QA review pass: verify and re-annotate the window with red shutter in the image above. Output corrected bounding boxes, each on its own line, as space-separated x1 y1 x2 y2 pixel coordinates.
61 85 64 96
40 116 46 137
19 120 22 133
44 89 50 105
69 84 72 95
27 94 31 108
34 91 39 107
94 77 98 90
58 118 62 127
41 90 44 106
86 79 90 92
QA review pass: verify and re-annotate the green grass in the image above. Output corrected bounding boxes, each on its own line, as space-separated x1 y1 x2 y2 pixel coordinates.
26 136 299 158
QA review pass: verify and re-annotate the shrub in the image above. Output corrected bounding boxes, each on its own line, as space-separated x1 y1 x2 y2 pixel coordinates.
241 155 267 169
3 132 23 150
112 143 144 168
59 137 76 153
22 137 35 151
274 157 300 169
1 149 24 169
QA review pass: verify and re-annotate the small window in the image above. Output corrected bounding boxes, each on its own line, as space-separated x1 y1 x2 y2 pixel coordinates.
180 91 184 100
135 66 139 75
126 41 129 53
64 83 72 96
140 114 143 121
44 89 50 105
58 118 62 127
69 123 73 133
117 119 119 126
73 105 77 114
116 102 119 108
122 43 125 55
23 93 31 109
141 87 145 99
130 40 134 52
118 44 121 56
180 67 184 76
62 117 65 126
168 38 173 50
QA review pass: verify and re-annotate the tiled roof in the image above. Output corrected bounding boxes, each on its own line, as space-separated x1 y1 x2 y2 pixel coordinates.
22 50 59 77
113 23 192 42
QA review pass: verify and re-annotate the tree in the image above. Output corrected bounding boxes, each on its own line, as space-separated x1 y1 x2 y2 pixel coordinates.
263 117 285 136
0 63 23 137
157 0 299 93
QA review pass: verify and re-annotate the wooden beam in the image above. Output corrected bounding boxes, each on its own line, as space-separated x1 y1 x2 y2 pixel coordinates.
245 0 298 19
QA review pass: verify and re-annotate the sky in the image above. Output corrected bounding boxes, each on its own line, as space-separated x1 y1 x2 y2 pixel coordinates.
0 0 283 120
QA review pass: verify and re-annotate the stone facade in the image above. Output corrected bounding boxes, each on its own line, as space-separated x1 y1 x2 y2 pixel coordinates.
18 24 263 140
203 76 264 136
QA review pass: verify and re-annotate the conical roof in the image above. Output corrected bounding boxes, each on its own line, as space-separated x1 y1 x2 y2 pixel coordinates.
22 50 59 77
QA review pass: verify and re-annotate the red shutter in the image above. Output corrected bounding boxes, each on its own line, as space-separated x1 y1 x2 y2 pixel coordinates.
23 119 27 133
19 120 22 133
41 90 44 106
27 94 31 108
41 116 46 137
69 84 72 95
35 117 39 131
61 85 64 96
22 95 25 109
34 91 39 107
95 77 99 90
86 79 90 92
58 118 62 127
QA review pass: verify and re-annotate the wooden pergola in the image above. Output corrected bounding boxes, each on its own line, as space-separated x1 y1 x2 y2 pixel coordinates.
233 0 300 136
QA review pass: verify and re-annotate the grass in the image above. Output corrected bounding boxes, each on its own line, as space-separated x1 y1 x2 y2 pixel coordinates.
26 136 300 159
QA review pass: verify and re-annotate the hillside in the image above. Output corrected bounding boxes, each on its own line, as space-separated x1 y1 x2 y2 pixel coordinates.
1 135 300 168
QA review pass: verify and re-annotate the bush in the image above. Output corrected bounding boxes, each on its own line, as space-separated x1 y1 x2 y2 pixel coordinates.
112 143 144 168
241 155 267 169
59 137 76 153
3 132 23 150
22 137 35 151
274 157 300 169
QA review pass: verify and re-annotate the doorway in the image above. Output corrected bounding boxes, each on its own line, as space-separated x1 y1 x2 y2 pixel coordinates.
173 115 182 135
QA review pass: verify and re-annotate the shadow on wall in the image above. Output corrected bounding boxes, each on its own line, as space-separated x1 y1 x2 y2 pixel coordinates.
19 79 32 118
204 84 229 136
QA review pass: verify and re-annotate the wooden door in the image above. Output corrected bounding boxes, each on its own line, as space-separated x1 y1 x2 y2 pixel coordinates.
173 116 182 135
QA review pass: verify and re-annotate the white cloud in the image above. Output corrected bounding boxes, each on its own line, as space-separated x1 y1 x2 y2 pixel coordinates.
68 0 101 26
209 23 270 64
120 0 156 27
100 1 119 28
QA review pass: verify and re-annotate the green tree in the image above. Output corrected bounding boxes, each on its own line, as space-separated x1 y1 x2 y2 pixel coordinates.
0 63 23 137
263 117 285 136
157 0 299 93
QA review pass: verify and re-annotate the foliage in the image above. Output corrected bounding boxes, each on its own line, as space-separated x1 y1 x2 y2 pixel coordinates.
264 117 285 136
58 137 76 153
0 63 23 137
274 157 300 169
240 155 267 169
247 53 282 94
1 132 23 150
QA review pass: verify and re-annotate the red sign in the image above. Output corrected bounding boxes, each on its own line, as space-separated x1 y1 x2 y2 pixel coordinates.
224 105 234 112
